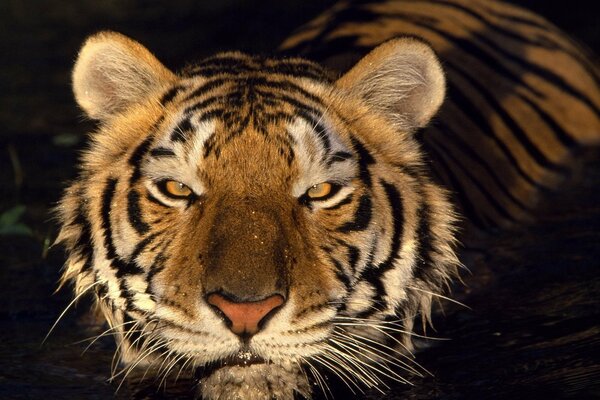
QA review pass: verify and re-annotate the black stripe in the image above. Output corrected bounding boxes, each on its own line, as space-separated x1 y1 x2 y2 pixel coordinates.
412 201 435 284
160 85 186 105
184 96 222 115
323 193 353 211
347 245 360 273
430 0 600 81
185 55 330 82
101 178 144 277
146 192 169 208
101 178 119 261
254 78 325 105
182 78 231 102
197 109 224 126
423 136 492 227
429 136 498 228
516 93 579 149
119 279 135 311
71 205 94 273
127 189 150 235
330 256 352 291
96 277 108 298
170 117 194 143
445 64 568 175
426 0 560 49
184 75 325 106
400 11 600 116
445 81 554 190
474 26 600 116
328 151 353 166
350 136 375 188
357 180 405 318
270 59 331 82
279 4 382 60
392 11 547 96
261 91 323 118
428 133 519 223
128 135 156 184
149 147 176 158
338 194 372 233
146 246 168 297
129 232 160 263
435 120 533 213
481 4 556 31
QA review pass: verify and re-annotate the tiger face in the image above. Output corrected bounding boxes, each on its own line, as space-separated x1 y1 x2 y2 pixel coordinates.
57 31 459 399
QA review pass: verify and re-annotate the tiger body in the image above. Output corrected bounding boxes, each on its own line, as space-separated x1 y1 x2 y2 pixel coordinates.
56 0 599 399
281 0 600 229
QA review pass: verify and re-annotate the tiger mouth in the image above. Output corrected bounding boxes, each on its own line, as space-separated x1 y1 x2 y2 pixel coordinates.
196 351 268 378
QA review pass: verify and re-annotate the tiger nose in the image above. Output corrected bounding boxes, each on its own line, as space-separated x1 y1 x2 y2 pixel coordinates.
206 292 285 337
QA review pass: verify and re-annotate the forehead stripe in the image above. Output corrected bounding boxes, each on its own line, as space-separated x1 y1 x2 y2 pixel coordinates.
183 75 324 106
184 55 329 82
328 151 354 166
350 136 375 188
297 110 331 155
170 117 194 143
160 84 186 106
150 147 175 158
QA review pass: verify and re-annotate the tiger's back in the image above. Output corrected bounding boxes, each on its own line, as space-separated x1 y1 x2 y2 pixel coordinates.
280 0 600 229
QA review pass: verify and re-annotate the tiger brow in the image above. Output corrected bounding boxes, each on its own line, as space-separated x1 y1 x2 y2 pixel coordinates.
150 147 176 158
327 151 354 166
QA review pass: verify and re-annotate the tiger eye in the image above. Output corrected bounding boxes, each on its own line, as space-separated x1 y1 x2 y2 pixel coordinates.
164 180 192 198
307 182 332 199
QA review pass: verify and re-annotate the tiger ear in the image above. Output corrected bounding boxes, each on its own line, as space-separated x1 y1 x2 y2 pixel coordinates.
72 31 176 121
336 38 445 132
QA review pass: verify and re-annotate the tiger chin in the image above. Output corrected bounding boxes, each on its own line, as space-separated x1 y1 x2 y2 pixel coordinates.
56 31 459 399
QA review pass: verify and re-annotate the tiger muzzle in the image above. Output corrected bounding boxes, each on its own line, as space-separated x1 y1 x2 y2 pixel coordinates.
202 202 290 337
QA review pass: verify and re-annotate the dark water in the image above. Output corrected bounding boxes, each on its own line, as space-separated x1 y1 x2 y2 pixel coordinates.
1 1 599 399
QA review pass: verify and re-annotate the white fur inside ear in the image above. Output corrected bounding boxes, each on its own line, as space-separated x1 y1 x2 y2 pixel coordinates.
72 31 175 121
337 38 446 131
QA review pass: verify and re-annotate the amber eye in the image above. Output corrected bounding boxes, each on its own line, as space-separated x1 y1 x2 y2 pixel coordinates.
307 182 333 199
160 180 193 199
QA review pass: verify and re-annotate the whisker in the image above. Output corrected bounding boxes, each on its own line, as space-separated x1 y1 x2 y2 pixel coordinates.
333 331 425 378
322 344 384 390
312 353 362 394
81 321 141 355
335 320 449 341
329 337 412 385
341 330 430 377
42 281 101 345
407 286 471 310
303 358 331 400
159 351 189 389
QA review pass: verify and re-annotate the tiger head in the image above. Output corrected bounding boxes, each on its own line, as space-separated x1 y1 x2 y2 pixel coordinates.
56 31 459 399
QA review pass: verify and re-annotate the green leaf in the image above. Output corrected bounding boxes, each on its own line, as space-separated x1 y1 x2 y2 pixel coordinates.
0 205 33 237
0 223 33 236
0 205 26 226
52 132 80 147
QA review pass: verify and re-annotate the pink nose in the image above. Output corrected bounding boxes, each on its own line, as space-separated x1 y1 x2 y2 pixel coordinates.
207 293 285 336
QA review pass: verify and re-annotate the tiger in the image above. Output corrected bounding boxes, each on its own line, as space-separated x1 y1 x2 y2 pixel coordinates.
55 1 599 400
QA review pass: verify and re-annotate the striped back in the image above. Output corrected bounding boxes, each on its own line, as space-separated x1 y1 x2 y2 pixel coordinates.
280 0 600 229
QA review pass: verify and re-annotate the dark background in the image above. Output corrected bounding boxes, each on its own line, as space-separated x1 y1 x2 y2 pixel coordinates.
0 1 598 399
